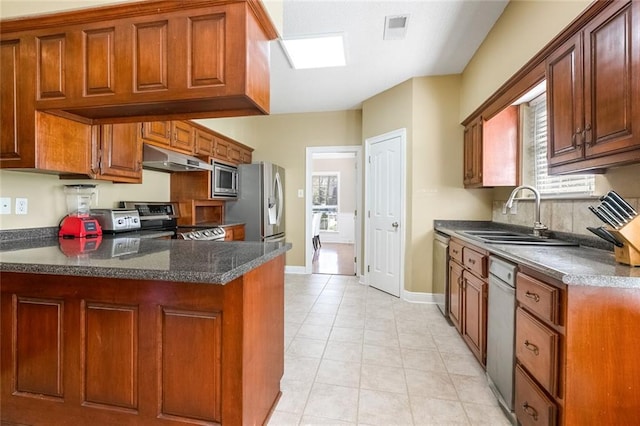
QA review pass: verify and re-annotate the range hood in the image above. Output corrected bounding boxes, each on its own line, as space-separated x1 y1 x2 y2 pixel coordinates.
142 144 213 172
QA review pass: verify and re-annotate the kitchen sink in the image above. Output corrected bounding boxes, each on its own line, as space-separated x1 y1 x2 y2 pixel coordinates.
459 230 578 246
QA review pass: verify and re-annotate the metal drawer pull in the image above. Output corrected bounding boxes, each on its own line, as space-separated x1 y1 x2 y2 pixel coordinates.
525 291 540 302
524 340 539 355
523 403 539 421
452 249 459 255
468 258 476 265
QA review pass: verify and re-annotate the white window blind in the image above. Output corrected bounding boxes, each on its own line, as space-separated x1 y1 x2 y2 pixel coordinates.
528 94 594 195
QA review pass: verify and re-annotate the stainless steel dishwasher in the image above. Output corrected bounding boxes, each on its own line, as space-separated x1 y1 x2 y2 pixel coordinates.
432 232 450 319
486 256 517 424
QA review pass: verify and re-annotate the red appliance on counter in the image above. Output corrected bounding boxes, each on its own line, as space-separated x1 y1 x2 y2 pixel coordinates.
58 184 103 239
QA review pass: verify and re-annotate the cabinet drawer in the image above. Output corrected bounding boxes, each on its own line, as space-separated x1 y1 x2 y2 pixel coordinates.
515 364 557 426
463 246 487 278
517 273 560 325
515 307 559 396
449 240 463 263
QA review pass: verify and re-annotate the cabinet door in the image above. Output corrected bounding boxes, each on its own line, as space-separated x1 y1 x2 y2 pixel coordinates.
448 260 464 333
141 121 171 146
194 128 215 156
214 137 230 161
98 123 142 182
170 121 194 154
227 144 241 164
546 33 585 166
240 148 252 164
583 1 639 158
462 271 487 365
463 118 482 186
1 39 23 163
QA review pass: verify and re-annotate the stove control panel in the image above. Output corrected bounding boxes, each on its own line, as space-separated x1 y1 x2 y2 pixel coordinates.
92 209 141 233
177 227 226 241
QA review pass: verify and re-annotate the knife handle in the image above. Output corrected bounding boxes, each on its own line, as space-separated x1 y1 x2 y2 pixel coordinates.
608 191 638 216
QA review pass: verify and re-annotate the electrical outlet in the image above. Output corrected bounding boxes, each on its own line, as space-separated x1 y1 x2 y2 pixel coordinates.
15 198 28 215
0 197 10 215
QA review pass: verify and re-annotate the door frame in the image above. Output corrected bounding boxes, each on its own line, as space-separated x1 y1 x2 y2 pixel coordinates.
305 146 362 275
364 128 407 295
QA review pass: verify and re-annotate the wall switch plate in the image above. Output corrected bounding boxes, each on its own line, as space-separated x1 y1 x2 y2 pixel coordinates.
297 189 304 198
0 197 10 214
15 198 28 215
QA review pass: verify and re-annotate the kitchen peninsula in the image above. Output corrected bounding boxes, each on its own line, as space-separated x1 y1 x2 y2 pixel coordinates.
0 235 291 425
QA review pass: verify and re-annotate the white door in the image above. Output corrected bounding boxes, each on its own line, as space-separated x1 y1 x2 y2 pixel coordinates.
366 130 404 297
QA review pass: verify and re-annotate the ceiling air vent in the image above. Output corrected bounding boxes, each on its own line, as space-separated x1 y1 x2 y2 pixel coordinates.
384 15 409 40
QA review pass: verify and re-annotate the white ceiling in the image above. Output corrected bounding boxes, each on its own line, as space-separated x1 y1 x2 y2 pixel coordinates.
1 0 509 116
270 0 509 114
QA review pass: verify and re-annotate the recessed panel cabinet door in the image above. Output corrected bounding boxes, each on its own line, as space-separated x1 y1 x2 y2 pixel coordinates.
462 270 487 365
583 1 639 157
449 260 463 333
98 123 142 182
1 40 21 161
546 33 585 167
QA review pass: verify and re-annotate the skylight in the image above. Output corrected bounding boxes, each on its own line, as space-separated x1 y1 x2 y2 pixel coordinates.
280 34 346 70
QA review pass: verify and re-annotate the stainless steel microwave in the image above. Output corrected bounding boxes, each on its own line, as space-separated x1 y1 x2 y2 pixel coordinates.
211 161 239 198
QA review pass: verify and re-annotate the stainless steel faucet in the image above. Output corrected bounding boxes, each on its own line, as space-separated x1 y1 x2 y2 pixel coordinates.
503 185 548 237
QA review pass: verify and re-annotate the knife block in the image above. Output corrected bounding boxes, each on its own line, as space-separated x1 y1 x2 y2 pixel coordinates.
607 215 640 267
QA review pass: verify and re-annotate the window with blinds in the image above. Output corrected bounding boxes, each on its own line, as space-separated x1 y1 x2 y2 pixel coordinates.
527 94 594 196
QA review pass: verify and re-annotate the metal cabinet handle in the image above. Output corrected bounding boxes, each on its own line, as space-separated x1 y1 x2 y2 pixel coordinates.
522 402 539 421
452 249 459 255
525 291 540 302
524 340 540 355
468 258 476 265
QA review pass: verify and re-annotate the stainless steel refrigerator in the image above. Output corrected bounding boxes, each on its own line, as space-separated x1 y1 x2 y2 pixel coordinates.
225 162 285 242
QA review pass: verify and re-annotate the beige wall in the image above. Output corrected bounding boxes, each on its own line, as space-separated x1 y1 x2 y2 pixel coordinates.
460 0 591 120
362 76 493 293
0 170 170 229
197 111 363 267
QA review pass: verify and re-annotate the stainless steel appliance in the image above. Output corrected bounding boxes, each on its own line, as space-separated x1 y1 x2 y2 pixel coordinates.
211 161 239 198
225 162 285 242
486 256 517 424
92 209 141 233
432 232 450 319
142 144 212 172
118 201 227 241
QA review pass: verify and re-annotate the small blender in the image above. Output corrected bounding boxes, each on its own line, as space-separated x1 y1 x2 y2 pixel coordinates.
58 184 103 238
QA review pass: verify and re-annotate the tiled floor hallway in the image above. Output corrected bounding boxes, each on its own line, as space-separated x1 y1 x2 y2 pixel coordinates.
268 273 511 425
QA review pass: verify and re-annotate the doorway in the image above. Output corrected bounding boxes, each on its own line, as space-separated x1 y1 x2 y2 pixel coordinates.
305 146 362 276
364 129 406 297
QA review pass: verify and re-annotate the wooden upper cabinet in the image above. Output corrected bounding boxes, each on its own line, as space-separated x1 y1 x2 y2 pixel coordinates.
140 121 194 154
0 0 276 127
547 0 640 174
96 123 142 183
141 121 171 146
171 121 194 154
194 128 216 156
463 106 519 188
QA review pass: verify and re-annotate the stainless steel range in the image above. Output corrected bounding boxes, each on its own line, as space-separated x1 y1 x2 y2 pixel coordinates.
120 201 226 241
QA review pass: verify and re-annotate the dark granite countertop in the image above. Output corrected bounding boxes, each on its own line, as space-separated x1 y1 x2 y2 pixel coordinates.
435 220 640 288
0 232 291 285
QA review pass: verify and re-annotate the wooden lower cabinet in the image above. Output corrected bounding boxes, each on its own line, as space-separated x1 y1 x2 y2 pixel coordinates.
447 238 488 366
224 224 245 241
462 270 487 364
514 267 640 425
0 256 285 425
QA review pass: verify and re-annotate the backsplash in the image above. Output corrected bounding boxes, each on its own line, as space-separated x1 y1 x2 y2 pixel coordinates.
492 197 640 237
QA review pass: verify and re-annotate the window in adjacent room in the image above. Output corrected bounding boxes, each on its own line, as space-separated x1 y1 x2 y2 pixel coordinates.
312 173 339 231
521 89 595 196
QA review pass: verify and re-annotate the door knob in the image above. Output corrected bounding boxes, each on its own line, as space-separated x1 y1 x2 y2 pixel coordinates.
392 222 399 229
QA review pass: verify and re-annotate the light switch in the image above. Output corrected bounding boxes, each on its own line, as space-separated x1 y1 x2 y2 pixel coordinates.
0 197 10 215
297 189 304 198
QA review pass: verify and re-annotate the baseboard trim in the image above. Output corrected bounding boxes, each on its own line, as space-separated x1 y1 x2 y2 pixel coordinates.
401 290 437 304
285 265 307 274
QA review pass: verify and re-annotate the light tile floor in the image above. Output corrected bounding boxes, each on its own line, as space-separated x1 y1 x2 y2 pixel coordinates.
268 273 512 426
